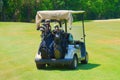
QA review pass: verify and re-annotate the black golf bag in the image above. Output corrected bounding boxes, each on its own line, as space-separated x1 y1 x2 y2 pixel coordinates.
39 32 54 59
54 30 68 59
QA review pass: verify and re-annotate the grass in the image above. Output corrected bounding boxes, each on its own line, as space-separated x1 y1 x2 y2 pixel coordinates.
0 20 120 80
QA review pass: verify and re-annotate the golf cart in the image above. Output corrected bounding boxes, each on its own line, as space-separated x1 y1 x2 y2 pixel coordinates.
35 10 88 69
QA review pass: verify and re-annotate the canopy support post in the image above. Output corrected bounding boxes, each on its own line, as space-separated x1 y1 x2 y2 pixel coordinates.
65 20 67 32
82 14 85 43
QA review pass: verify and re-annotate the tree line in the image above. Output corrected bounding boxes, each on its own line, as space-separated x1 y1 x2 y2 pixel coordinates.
0 0 120 22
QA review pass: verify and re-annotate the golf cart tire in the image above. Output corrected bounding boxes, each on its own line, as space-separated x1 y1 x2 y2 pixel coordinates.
81 52 88 64
36 63 46 69
69 55 78 69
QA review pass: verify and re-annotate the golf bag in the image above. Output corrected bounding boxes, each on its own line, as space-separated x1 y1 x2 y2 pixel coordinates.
54 31 66 59
39 32 54 59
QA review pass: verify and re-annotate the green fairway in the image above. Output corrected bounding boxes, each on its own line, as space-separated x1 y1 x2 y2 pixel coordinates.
0 20 120 80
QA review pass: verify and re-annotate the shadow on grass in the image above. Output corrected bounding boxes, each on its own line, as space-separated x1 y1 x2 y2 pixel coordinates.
38 63 100 71
77 63 100 70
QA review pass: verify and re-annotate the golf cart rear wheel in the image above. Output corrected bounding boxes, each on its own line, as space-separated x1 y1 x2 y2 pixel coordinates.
70 55 78 69
81 52 88 64
36 63 46 69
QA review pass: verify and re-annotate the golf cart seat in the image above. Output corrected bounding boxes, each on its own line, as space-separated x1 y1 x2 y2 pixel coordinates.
63 33 74 44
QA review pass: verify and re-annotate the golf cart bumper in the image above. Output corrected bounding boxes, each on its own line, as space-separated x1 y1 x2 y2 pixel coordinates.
35 58 73 65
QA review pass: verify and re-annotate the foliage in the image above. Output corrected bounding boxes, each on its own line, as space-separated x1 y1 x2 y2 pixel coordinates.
0 0 3 12
0 0 120 22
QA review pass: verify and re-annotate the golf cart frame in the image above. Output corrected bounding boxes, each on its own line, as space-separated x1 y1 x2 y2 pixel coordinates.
35 10 88 69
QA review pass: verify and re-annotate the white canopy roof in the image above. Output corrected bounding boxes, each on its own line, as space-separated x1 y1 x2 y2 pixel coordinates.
35 10 85 28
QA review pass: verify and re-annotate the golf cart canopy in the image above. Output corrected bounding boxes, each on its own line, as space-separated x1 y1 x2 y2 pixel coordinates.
36 10 85 28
